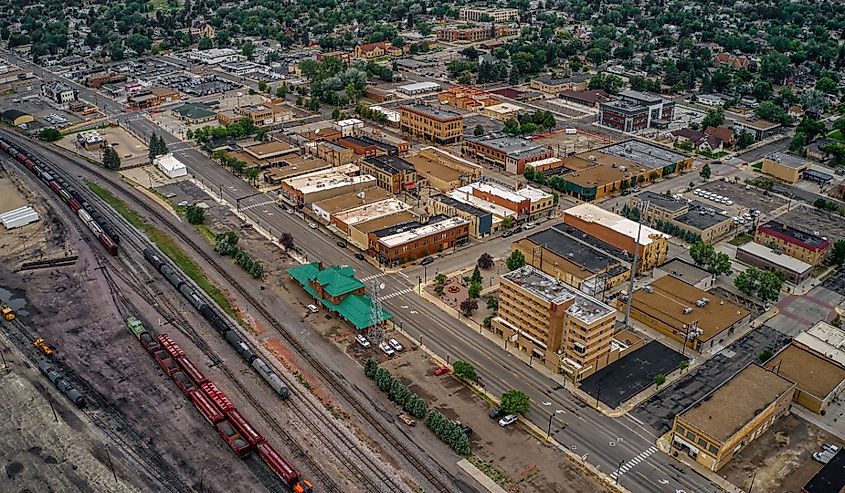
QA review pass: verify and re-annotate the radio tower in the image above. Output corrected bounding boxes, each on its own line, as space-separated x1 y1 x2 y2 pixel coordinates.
367 281 386 342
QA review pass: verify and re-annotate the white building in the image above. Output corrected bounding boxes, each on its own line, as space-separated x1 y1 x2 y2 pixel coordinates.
0 206 39 229
41 81 77 104
186 48 245 65
155 153 188 179
333 118 364 137
397 81 440 96
696 94 726 107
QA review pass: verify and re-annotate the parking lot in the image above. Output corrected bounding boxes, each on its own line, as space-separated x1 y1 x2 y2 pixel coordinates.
462 112 504 137
699 180 787 215
12 95 83 129
777 205 845 242
632 325 791 435
162 73 242 97
580 341 686 409
821 267 845 296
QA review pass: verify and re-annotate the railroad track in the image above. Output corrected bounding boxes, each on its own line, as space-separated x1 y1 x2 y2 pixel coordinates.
4 130 454 492
22 140 400 493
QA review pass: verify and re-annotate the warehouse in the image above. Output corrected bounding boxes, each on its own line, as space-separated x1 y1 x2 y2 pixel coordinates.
764 343 845 414
735 241 813 284
0 206 39 229
155 154 188 179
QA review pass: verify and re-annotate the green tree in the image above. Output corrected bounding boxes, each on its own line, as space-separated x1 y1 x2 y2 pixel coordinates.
757 270 784 302
701 108 725 128
486 297 498 311
653 373 666 389
185 204 205 225
102 147 121 170
502 216 515 229
678 360 690 373
506 250 526 271
198 36 213 50
735 267 761 297
831 240 845 266
275 85 288 98
816 76 839 95
689 241 714 267
737 131 756 149
477 253 494 270
470 266 482 285
257 80 268 92
699 163 711 180
39 128 62 142
364 357 379 378
452 361 477 381
468 281 482 300
474 124 485 136
709 251 732 277
500 389 530 415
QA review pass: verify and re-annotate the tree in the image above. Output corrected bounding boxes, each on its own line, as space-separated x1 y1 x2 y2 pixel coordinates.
760 52 790 84
434 273 447 297
678 360 689 373
364 357 379 378
737 131 756 149
486 297 498 311
102 147 121 170
473 124 485 137
470 266 482 285
699 163 711 180
701 108 725 129
477 253 494 270
800 89 829 115
257 80 268 93
39 128 62 142
185 204 205 225
500 389 530 415
653 373 666 389
459 299 478 317
198 36 213 50
279 232 294 251
734 267 784 302
816 77 839 95
452 361 477 381
468 281 482 300
275 85 288 98
505 250 526 271
755 101 789 125
831 240 845 266
502 216 515 229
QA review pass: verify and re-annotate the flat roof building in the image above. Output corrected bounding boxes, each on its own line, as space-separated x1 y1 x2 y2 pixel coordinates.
406 146 482 193
765 343 845 414
628 275 750 352
736 241 813 285
462 135 556 174
399 103 464 145
492 265 618 381
759 152 810 184
369 216 469 265
599 90 675 132
563 203 669 270
426 194 493 238
455 181 554 221
311 187 392 221
155 153 187 179
360 155 417 194
755 220 830 266
671 364 795 471
280 164 375 206
397 81 440 96
630 191 733 244
653 258 714 291
263 155 332 186
794 321 845 368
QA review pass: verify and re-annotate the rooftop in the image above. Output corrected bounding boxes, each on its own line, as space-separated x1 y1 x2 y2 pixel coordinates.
765 152 808 169
331 198 412 226
758 220 830 250
765 344 845 400
524 227 620 273
484 102 523 113
312 187 392 214
553 224 631 261
678 364 795 443
468 135 552 159
172 102 216 120
378 216 469 248
447 190 517 218
802 449 845 493
632 275 750 342
795 321 845 367
675 201 730 230
363 155 415 174
657 258 712 286
400 103 462 121
599 140 688 170
734 117 781 131
430 194 491 218
737 242 813 274
244 140 295 157
502 265 616 324
353 211 419 234
564 203 669 247
618 89 665 104
397 81 441 93
637 191 688 212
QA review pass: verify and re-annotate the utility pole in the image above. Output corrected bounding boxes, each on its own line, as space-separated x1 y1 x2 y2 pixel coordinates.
624 201 649 329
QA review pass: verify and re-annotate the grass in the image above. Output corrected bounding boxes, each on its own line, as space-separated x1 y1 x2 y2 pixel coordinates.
86 180 242 323
828 129 844 142
467 455 511 487
729 233 753 246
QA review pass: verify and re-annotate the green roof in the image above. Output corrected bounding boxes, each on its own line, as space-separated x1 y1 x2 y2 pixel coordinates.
173 102 215 120
288 262 391 330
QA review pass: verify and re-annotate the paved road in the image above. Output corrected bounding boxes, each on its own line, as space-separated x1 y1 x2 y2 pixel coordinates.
7 49 721 493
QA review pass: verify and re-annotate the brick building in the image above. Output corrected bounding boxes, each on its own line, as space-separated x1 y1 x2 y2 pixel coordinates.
369 216 470 265
754 220 830 266
360 155 418 194
462 135 555 174
399 103 464 145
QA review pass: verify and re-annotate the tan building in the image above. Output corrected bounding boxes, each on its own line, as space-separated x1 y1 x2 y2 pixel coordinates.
310 187 391 221
263 155 332 186
492 265 618 381
765 343 845 414
359 156 418 194
755 220 830 266
399 103 464 145
425 194 493 238
241 140 298 167
406 147 482 193
327 198 416 250
217 103 292 127
671 363 795 471
352 41 403 60
279 164 374 206
628 191 734 243
562 203 669 271
481 102 523 122
529 75 590 94
459 7 520 22
127 86 180 109
759 152 810 184
626 275 750 352
311 140 357 166
438 85 500 110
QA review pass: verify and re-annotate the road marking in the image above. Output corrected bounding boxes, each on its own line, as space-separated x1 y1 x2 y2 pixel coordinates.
239 200 276 211
381 288 413 300
360 273 385 282
610 446 658 480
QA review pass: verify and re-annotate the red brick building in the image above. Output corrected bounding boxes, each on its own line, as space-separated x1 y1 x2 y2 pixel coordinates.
369 216 470 266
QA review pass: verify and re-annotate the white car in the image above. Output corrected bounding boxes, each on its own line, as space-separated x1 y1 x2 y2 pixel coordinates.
822 443 840 454
498 414 518 427
308 222 318 229
356 334 371 348
306 304 318 313
379 341 395 356
388 338 404 351
525 222 536 229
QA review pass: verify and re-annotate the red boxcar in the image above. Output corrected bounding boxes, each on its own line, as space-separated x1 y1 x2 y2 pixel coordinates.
200 382 235 413
257 442 300 484
98 233 119 255
171 370 196 396
48 180 61 193
176 356 208 386
68 198 82 212
226 409 263 446
157 334 186 360
190 388 224 425
216 420 251 457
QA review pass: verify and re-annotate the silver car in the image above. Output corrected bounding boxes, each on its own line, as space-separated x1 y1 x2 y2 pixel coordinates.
498 414 517 427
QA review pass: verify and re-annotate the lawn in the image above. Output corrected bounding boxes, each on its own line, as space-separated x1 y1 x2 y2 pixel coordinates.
828 129 844 142
729 233 753 246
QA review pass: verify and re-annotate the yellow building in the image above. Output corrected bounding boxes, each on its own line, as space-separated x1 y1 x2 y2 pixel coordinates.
754 220 830 266
480 102 524 122
491 265 618 382
628 191 734 244
671 364 795 471
406 147 482 193
759 152 809 184
765 343 845 414
399 103 464 145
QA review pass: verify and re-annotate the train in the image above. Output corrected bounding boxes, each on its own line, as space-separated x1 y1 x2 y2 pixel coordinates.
126 317 312 492
142 248 291 399
38 359 86 408
0 137 119 255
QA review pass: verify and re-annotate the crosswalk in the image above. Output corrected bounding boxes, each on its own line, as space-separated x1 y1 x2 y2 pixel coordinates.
359 273 385 282
239 199 276 211
610 445 658 480
381 288 414 300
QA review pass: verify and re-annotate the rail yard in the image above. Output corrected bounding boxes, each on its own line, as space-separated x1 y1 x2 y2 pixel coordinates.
0 129 449 492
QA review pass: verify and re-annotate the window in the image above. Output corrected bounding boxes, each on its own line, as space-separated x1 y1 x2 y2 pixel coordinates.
708 444 719 455
685 430 696 440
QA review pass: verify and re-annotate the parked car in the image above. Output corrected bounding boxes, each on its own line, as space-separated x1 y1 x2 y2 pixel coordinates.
498 414 518 427
355 334 371 348
308 222 318 229
434 366 450 376
513 227 524 234
454 420 473 436
398 412 416 426
489 407 505 419
813 449 836 464
354 252 366 260
306 304 318 313
822 443 840 454
502 230 514 238
525 222 535 229
388 338 404 351
337 240 347 248
379 341 395 356
420 256 434 266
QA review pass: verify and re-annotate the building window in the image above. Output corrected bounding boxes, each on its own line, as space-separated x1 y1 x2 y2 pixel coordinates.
708 444 719 455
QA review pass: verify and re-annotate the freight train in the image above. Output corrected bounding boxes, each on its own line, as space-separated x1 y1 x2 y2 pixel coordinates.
38 359 86 407
126 317 312 492
142 248 291 399
0 137 119 255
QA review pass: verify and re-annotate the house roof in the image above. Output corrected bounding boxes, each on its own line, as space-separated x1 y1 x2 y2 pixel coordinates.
704 126 733 143
313 265 366 297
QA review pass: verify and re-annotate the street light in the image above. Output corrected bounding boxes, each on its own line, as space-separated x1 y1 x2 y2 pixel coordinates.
615 459 624 485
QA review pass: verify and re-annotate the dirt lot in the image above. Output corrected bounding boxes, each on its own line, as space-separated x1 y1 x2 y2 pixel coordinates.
57 126 148 168
719 413 844 493
380 351 610 493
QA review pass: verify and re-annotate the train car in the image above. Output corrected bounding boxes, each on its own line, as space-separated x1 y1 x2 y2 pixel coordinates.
126 317 147 339
190 388 225 425
157 334 186 360
225 409 263 446
178 284 207 311
99 233 119 255
68 198 83 212
199 382 235 413
171 370 196 396
257 442 312 492
176 356 208 386
215 420 251 457
200 305 230 335
224 330 257 364
48 180 61 193
252 358 290 399
38 360 86 408
139 332 161 353
152 349 180 376
143 248 165 271
58 189 72 203
160 264 184 289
